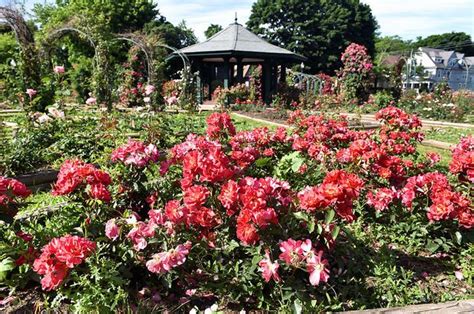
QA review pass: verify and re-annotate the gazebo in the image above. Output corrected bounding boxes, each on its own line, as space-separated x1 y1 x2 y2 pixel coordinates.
175 19 306 104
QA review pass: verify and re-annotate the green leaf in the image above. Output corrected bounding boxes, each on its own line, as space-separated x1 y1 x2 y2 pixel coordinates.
324 209 336 225
454 232 462 245
307 219 315 233
0 258 16 282
426 240 439 253
293 211 309 222
331 226 340 240
292 299 303 314
255 157 271 167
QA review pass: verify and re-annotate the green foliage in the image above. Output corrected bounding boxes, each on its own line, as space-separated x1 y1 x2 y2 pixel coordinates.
247 0 378 74
204 24 223 39
414 32 474 56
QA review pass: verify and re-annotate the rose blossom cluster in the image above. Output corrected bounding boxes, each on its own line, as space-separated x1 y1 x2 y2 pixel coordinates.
229 127 288 168
206 112 236 139
259 239 329 286
298 170 364 222
111 140 159 168
219 177 292 245
375 106 422 131
33 235 96 291
402 172 473 228
449 135 474 183
0 176 31 208
52 159 112 202
169 134 235 188
288 111 361 162
146 241 192 274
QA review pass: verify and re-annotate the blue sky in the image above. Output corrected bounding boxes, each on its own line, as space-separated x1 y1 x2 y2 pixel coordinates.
2 0 473 41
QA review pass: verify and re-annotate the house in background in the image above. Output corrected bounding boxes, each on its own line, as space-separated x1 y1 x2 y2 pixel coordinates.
403 47 474 91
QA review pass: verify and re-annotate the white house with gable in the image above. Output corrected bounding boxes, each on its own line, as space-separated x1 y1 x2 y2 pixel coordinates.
403 47 474 91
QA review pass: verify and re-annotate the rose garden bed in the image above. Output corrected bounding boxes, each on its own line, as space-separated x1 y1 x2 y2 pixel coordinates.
0 107 473 312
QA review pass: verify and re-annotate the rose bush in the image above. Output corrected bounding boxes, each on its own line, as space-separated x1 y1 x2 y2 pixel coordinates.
1 108 472 312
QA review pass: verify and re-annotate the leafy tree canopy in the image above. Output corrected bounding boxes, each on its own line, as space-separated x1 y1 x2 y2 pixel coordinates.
414 32 474 56
33 0 159 34
204 24 223 39
247 0 378 74
146 19 198 49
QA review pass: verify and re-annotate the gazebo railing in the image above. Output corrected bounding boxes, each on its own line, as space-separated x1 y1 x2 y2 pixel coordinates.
290 70 323 95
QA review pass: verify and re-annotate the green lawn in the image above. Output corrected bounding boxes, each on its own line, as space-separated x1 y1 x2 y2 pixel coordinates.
231 113 278 130
423 127 473 144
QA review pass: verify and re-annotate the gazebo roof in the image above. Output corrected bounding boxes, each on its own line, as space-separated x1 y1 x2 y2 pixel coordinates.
176 22 306 62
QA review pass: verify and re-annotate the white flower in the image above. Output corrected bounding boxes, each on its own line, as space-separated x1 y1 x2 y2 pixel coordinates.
239 310 246 314
37 114 52 124
189 308 198 314
210 304 218 312
204 308 212 314
143 97 151 103
48 107 65 119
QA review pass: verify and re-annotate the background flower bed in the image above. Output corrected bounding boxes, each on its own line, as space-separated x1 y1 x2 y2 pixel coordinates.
1 107 473 312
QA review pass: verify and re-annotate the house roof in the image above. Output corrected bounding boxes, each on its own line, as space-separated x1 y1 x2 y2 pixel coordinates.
176 22 306 62
419 47 464 69
380 54 405 67
465 57 474 66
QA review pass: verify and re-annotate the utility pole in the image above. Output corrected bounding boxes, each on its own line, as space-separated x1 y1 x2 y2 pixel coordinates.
406 49 413 90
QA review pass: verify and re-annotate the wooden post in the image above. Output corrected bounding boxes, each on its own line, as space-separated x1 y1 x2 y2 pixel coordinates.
263 61 272 105
223 58 230 89
223 58 230 106
280 64 286 83
237 58 243 83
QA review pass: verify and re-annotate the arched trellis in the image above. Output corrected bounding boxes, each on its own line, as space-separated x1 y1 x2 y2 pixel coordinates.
41 26 98 71
0 6 43 110
113 34 155 84
291 70 323 95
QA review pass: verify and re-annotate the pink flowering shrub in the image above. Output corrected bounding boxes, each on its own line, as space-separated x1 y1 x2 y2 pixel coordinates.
5 109 473 311
338 43 374 102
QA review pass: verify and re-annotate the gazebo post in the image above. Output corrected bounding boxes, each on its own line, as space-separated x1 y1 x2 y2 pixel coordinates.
280 64 286 83
223 57 230 89
236 58 243 83
263 61 272 105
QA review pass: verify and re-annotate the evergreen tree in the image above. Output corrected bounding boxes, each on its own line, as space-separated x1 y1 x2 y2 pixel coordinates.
247 0 378 74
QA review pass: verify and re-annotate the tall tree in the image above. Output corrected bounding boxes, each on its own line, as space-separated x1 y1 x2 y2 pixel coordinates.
204 24 223 39
413 32 474 56
34 0 158 33
247 0 378 74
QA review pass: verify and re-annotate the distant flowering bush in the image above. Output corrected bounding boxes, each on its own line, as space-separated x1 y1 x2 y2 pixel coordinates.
53 65 65 74
338 43 373 102
450 135 474 183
